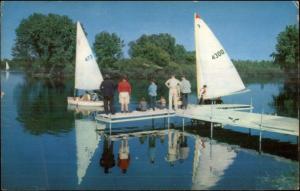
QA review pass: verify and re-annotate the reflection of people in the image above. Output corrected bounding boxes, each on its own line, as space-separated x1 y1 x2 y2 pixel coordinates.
157 96 166 109
100 137 115 174
118 137 130 173
148 80 157 111
165 75 180 111
148 135 156 164
166 130 180 166
136 97 148 111
118 77 132 113
100 74 116 115
178 133 190 162
80 91 91 101
199 85 207 104
180 76 191 109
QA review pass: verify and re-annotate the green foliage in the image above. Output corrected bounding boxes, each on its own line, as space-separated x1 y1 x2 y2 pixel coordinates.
93 31 124 69
271 25 299 76
12 13 76 75
233 59 283 81
128 33 193 69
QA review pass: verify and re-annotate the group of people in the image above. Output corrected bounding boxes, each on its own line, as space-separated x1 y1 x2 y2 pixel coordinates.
99 74 207 115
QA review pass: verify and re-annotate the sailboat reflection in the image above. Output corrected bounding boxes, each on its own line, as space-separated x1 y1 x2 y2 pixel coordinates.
75 118 104 185
192 135 237 189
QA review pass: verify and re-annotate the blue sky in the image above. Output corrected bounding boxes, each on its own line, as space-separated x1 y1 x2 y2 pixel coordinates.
1 1 298 61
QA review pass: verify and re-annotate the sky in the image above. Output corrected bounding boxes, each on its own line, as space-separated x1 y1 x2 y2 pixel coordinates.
1 1 298 61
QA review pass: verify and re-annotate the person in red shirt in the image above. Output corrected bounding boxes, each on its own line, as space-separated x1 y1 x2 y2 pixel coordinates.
118 76 132 113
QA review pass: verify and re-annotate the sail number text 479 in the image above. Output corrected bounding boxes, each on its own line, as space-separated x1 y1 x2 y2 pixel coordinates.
212 49 225 60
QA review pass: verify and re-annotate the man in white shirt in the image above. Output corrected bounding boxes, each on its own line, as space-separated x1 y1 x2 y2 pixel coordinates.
165 75 180 110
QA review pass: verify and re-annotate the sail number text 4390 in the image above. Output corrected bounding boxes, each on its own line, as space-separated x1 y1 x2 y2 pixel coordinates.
212 49 225 60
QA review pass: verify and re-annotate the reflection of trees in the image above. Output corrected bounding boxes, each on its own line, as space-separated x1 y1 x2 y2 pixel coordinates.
272 77 299 118
16 77 75 135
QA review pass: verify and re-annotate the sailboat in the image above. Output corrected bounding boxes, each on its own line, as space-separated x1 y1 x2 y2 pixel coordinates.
5 62 9 71
67 21 104 107
194 13 248 101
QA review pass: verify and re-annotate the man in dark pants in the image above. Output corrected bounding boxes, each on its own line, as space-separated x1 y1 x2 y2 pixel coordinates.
100 74 116 115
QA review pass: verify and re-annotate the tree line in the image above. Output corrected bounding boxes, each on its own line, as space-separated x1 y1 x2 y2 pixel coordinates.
1 13 298 80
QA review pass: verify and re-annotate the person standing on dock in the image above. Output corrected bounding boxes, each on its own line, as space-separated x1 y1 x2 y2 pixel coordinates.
148 80 157 111
118 76 132 113
165 75 181 111
180 76 191 109
199 85 207 104
100 74 116 115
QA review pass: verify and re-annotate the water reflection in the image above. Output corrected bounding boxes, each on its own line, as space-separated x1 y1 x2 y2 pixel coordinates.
192 137 237 190
75 118 104 184
100 136 115 174
272 78 299 118
16 77 74 135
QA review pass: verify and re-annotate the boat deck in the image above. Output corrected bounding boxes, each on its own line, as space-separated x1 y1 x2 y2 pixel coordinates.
95 104 299 136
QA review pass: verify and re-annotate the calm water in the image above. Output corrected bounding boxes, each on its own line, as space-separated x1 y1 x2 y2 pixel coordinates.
1 71 299 190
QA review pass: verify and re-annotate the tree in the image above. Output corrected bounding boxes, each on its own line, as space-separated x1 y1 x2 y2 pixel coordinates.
128 33 192 68
271 25 299 76
93 31 124 69
12 13 76 76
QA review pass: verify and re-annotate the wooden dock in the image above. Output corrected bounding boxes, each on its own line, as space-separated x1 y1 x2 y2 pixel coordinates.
176 105 299 136
95 104 299 137
95 109 176 123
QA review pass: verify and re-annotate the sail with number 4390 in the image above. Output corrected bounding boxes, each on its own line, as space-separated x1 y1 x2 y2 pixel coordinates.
194 13 247 100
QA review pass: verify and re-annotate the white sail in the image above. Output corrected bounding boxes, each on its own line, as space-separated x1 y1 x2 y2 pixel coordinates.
75 119 102 184
75 22 103 90
194 14 246 99
5 62 9 70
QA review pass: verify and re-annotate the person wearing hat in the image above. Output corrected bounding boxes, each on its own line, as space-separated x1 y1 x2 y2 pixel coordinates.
100 74 116 115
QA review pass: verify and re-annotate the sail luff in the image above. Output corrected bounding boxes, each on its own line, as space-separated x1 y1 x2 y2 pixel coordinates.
194 13 202 100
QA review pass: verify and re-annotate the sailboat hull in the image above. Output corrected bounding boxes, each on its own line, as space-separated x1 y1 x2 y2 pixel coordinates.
67 97 104 107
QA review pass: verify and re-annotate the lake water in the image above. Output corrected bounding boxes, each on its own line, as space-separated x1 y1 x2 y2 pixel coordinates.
1 71 299 190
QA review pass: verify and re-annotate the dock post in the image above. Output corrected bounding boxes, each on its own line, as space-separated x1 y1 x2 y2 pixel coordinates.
167 117 170 129
182 118 185 131
109 122 112 136
259 109 263 154
210 101 213 139
249 97 253 135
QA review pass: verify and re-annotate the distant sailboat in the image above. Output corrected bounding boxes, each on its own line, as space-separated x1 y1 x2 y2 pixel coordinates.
194 13 247 101
75 119 103 185
67 21 104 107
5 62 9 71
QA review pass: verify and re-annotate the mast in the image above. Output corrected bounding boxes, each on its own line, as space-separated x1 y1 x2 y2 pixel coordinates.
194 13 202 100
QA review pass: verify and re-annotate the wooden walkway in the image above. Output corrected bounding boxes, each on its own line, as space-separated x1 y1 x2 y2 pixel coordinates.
95 109 176 123
95 104 299 136
177 105 299 136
